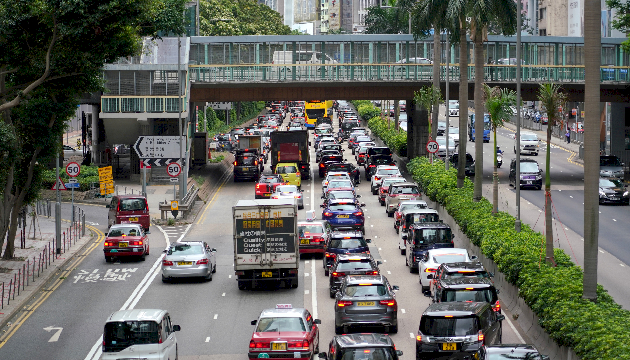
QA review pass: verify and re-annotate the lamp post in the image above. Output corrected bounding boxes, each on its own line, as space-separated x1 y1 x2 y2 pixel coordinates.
445 32 450 170
515 0 522 232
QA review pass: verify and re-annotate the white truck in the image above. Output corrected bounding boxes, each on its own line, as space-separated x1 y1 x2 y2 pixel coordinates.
233 199 299 290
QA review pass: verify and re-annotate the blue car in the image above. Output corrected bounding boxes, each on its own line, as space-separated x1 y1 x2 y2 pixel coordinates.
323 230 371 276
321 199 366 232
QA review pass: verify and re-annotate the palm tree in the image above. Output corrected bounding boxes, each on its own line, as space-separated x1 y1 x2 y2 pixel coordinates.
582 0 601 301
483 84 516 214
537 83 568 266
469 0 517 201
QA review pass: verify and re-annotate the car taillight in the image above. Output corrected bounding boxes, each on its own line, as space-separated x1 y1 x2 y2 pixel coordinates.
272 196 278 199
369 270 379 275
416 335 422 341
250 341 270 349
424 268 437 272
296 172 301 177
104 241 113 247
493 300 501 312
288 340 309 349
478 330 485 342
233 161 237 166
359 154 365 157
323 212 333 217
374 176 380 181
131 240 143 246
337 300 353 307
196 258 209 265
294 195 301 198
369 165 375 168
320 163 325 168
353 211 363 216
254 160 258 166
332 272 345 277
312 236 323 243
162 260 173 266
325 253 336 258
380 299 396 307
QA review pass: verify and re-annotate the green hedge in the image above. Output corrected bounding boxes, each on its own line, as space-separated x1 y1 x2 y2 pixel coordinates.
406 157 630 360
367 116 407 157
202 101 266 139
41 165 100 191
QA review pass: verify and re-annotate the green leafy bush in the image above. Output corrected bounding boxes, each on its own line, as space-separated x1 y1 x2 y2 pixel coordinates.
406 157 630 360
41 165 101 191
366 116 407 156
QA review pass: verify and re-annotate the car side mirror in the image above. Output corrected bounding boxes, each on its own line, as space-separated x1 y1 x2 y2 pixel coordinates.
470 255 478 260
313 319 321 325
377 261 383 265
356 194 362 198
172 325 181 332
145 230 151 234
396 350 403 356
105 204 111 208
392 285 400 291
321 195 325 199
360 203 366 207
496 314 506 321
251 320 258 325
318 353 328 359
211 248 217 252
320 204 325 208
427 274 434 279
365 238 372 243
162 249 168 253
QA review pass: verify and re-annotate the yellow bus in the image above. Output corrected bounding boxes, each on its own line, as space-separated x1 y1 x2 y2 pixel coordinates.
305 100 332 129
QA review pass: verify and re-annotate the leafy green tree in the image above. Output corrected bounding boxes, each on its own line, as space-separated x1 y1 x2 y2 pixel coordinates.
0 0 186 258
364 0 410 34
483 84 515 214
199 0 291 36
606 0 630 52
537 83 568 266
414 85 443 138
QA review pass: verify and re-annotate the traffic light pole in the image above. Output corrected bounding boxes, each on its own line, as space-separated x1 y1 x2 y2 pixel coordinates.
55 154 61 254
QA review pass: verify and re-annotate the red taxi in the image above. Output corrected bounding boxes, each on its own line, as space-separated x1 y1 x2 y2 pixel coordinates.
255 174 286 199
298 220 331 256
249 304 321 360
103 224 149 262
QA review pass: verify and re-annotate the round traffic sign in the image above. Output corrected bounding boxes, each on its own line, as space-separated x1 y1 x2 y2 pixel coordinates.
167 162 182 177
426 140 439 154
66 162 81 177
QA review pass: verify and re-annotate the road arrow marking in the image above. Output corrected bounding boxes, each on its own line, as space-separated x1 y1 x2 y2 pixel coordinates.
43 326 63 342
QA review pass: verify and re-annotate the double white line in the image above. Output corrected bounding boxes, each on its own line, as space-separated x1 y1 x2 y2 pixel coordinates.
84 224 192 360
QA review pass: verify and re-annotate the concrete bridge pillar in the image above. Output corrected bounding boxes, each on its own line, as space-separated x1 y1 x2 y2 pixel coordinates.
407 101 430 159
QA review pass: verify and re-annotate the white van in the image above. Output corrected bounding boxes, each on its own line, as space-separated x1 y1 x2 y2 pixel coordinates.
272 51 337 75
100 309 181 360
515 131 540 155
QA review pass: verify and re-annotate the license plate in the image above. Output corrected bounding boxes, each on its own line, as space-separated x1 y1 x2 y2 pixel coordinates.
337 215 350 218
177 261 193 265
119 243 128 248
242 167 248 171
357 301 375 306
527 181 532 184
129 217 138 222
442 343 457 351
300 239 310 245
611 197 619 200
272 343 286 351
264 193 270 197
262 271 273 278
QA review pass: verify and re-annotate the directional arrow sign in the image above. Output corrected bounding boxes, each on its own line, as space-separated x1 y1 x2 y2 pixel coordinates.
142 158 181 167
43 326 63 342
134 136 181 159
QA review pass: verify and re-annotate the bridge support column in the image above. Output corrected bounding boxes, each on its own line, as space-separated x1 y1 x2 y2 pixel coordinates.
407 100 430 159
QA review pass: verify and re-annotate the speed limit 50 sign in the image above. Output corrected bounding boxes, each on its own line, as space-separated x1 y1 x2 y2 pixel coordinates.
66 162 81 177
167 162 182 177
426 141 439 154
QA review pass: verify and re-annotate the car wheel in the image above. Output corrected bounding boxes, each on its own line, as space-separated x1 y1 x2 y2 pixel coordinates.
161 274 169 283
238 281 248 290
371 187 377 195
324 268 329 276
212 262 217 273
315 335 320 354
390 323 398 334
380 200 384 206
387 211 394 218
140 254 146 262
400 249 405 256
205 270 213 281
329 290 336 298
410 264 415 273
105 256 112 263
335 325 343 335
395 227 399 234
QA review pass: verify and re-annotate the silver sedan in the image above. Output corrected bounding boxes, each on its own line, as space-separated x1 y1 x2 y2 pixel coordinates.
271 184 304 209
161 241 216 282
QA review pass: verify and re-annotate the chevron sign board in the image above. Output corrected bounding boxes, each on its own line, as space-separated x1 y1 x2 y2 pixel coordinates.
142 158 181 167
134 136 181 158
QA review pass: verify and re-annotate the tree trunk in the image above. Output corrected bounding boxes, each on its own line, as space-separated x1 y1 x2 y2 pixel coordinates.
457 25 468 188
545 124 554 265
407 100 415 159
394 100 399 131
432 30 441 141
417 109 430 157
583 0 600 301
473 38 484 201
492 128 498 214
0 166 16 252
2 202 20 259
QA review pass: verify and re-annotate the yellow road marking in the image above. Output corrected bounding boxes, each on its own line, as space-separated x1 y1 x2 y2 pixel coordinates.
196 170 232 225
0 226 105 348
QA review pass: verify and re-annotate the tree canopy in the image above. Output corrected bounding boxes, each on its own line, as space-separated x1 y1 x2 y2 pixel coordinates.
199 0 292 36
607 0 630 51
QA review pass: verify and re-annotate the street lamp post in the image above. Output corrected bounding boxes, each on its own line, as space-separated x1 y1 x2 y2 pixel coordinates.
515 0 522 232
445 32 450 170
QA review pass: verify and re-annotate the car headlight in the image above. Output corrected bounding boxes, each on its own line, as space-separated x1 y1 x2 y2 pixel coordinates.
624 191 629 197
599 190 605 196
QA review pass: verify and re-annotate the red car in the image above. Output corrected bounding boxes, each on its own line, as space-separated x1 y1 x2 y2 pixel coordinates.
249 305 320 360
297 220 331 256
107 195 151 231
103 224 149 262
255 174 286 199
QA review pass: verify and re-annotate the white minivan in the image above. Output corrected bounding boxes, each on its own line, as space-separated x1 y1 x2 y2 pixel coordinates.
515 131 540 156
100 309 181 360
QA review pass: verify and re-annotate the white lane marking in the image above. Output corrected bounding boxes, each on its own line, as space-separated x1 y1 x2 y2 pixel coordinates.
214 314 218 320
613 219 617 222
401 309 406 314
306 260 310 264
378 248 382 251
305 290 310 294
374 236 378 239
409 333 414 339
387 271 391 274
368 216 371 219
621 264 626 267
222 292 226 297
599 250 605 253
570 196 573 198
371 225 374 227
311 254 318 319
205 337 211 342
229 275 232 278
85 224 192 360
504 313 525 344
305 273 310 277
383 259 387 263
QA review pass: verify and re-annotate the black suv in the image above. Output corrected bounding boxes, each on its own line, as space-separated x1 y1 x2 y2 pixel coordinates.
365 154 396 180
340 119 361 138
319 154 344 178
326 162 361 185
432 278 501 313
366 147 393 163
233 150 262 181
406 222 454 273
319 333 403 360
323 231 371 276
416 302 504 359
449 153 475 176
509 158 543 190
328 253 381 297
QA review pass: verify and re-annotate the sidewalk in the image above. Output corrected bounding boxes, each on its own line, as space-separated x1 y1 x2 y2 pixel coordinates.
0 214 95 330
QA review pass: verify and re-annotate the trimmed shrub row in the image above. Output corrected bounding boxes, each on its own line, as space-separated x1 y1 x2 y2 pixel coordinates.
42 165 100 191
406 157 630 360
367 116 407 157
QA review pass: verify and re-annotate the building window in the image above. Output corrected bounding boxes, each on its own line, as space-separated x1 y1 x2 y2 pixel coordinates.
539 29 547 36
539 7 546 20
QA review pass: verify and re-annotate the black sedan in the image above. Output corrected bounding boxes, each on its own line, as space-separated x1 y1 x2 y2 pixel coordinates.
599 177 629 205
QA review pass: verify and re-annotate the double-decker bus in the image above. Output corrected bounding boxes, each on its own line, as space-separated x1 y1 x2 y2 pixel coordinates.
305 100 332 129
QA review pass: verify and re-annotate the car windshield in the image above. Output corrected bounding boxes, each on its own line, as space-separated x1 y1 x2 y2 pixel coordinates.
344 284 387 297
328 191 356 200
449 102 459 109
256 317 306 332
377 169 399 175
393 186 419 195
449 128 459 135
276 165 297 174
420 316 479 336
444 271 490 279
108 227 141 237
483 351 543 360
342 122 360 130
315 128 333 135
167 243 203 255
299 224 324 235
336 261 373 271
437 121 446 129
260 177 281 183
329 166 351 173
413 229 452 246
329 204 358 211
601 157 622 166
400 203 428 211
383 179 405 186
339 348 396 360
356 136 371 142
237 155 256 165
433 254 467 263
408 213 439 223
521 134 538 141
216 134 230 141
103 321 160 352
329 181 353 188
276 185 298 193
329 238 367 248
520 162 539 173
600 178 624 187
443 289 496 303
119 198 146 211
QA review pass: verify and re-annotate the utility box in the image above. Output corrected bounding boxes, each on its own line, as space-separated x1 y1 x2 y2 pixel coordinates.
192 132 208 165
